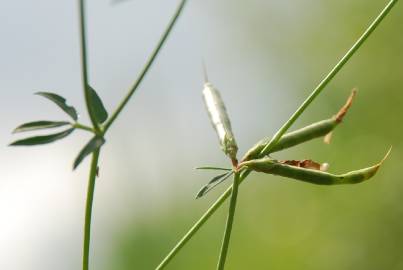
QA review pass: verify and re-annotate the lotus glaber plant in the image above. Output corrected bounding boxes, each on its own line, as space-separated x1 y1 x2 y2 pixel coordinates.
156 1 398 269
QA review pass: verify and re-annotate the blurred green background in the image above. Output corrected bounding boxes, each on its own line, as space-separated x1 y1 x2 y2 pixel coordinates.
1 0 402 269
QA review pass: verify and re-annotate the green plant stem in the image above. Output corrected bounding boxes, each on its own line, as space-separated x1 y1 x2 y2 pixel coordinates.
216 172 241 270
82 149 100 270
155 1 399 268
154 170 251 270
155 185 232 270
74 123 96 133
78 1 103 269
103 0 187 132
77 1 187 269
78 0 101 132
259 0 399 157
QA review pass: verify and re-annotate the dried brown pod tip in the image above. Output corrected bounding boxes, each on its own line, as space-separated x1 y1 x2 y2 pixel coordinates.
335 88 357 123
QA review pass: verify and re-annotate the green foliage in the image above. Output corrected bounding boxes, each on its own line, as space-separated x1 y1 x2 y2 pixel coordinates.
13 120 70 133
9 1 188 270
87 85 109 124
73 136 105 170
11 93 79 147
9 128 75 146
35 92 78 120
196 171 233 199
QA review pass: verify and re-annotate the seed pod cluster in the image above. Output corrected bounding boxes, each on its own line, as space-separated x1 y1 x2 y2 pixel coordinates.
198 88 387 196
202 81 238 162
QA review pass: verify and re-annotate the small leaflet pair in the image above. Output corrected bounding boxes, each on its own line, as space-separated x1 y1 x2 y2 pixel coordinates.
198 76 390 198
10 86 108 170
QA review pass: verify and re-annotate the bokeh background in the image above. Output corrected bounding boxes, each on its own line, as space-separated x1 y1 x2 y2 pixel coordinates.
1 0 402 269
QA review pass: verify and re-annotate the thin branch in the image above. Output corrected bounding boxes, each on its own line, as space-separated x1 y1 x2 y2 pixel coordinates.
78 0 101 132
74 122 96 133
259 0 399 157
154 170 251 270
103 0 188 132
216 172 241 270
82 149 100 270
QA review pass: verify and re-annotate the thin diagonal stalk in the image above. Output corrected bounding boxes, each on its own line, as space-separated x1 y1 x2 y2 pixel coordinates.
259 0 399 157
216 172 241 270
82 149 100 270
78 0 101 132
155 1 399 268
155 183 232 270
103 0 187 132
154 170 251 270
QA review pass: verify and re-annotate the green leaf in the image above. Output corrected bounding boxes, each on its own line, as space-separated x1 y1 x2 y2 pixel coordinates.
73 136 105 170
9 128 75 146
13 121 70 133
36 92 78 120
196 171 233 199
88 85 108 124
195 166 231 171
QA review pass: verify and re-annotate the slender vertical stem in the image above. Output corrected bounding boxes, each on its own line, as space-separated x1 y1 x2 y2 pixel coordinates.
78 1 102 269
103 0 187 132
78 0 100 132
155 1 399 268
82 149 100 270
155 184 232 270
78 1 187 269
216 172 241 270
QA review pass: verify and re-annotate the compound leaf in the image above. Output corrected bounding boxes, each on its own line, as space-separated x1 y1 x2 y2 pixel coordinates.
36 92 78 120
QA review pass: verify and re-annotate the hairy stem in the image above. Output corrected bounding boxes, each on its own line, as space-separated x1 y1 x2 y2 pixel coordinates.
78 0 100 132
82 149 100 270
155 0 399 268
217 172 241 270
103 0 187 132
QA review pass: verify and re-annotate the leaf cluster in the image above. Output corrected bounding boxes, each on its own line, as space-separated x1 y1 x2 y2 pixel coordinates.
10 86 108 170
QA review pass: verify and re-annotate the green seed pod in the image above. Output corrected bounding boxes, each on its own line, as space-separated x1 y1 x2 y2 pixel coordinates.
242 118 337 161
241 148 390 185
242 90 356 161
202 81 238 161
